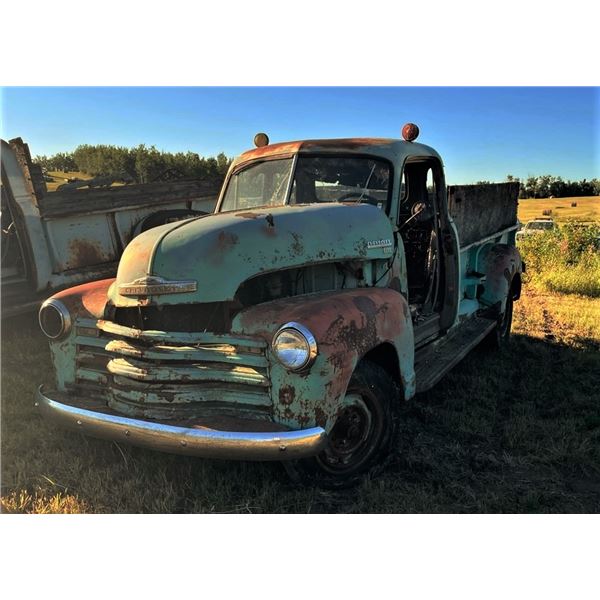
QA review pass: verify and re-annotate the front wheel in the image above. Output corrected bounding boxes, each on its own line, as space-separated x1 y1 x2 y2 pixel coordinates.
284 360 399 488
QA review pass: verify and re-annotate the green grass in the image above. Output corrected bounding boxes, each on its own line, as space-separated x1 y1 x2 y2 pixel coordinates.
517 221 600 297
2 287 599 513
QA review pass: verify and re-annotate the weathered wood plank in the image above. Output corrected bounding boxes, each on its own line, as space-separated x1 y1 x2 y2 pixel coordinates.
8 137 47 206
447 182 520 247
39 178 224 219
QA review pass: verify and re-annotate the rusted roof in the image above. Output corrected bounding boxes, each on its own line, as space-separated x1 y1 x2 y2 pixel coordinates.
234 138 442 166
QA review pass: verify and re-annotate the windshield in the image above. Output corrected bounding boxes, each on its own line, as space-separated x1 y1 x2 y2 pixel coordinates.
220 158 293 212
220 155 391 212
527 221 553 230
290 156 391 210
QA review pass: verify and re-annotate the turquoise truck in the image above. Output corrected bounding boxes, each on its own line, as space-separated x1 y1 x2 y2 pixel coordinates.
36 125 523 486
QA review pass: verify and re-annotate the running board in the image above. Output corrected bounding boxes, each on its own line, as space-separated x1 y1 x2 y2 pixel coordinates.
414 316 497 393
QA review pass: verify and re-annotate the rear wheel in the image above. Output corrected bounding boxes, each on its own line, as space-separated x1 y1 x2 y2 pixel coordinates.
483 289 514 349
284 360 399 488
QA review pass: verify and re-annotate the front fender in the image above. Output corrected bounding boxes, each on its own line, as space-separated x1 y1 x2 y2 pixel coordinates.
50 278 115 320
231 288 414 432
44 278 114 389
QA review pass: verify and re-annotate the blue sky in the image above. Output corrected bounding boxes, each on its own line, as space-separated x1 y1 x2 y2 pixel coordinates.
1 87 598 184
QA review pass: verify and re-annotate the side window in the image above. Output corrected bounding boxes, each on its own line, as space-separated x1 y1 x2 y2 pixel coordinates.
427 166 438 215
399 169 406 203
398 160 439 227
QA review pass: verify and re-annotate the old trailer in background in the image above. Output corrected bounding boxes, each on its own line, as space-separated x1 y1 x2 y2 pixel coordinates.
1 138 222 317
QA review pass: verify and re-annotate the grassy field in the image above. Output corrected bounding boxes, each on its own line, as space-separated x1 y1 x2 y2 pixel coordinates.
1 284 599 514
2 206 598 513
45 171 93 192
517 196 600 224
44 171 126 192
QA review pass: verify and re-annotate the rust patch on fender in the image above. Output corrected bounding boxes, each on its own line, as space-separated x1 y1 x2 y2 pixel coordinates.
236 212 263 220
290 232 304 255
314 405 327 428
279 385 295 406
217 230 239 251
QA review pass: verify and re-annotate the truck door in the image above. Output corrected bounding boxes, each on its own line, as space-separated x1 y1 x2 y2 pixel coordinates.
398 157 456 346
398 157 459 344
399 159 444 311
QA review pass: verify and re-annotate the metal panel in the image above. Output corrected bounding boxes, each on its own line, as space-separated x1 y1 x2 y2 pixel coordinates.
44 213 118 271
448 182 520 247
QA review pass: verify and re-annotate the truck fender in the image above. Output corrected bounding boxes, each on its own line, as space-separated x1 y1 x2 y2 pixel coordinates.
48 278 115 321
481 244 523 315
40 278 115 390
231 288 415 432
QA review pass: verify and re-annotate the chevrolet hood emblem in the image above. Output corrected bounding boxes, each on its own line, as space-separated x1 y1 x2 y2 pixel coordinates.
118 276 197 296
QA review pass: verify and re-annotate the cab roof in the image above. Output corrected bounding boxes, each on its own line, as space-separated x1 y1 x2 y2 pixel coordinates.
232 137 443 168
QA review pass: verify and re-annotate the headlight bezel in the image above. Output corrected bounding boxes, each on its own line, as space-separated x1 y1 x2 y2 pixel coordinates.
39 298 72 340
272 321 318 372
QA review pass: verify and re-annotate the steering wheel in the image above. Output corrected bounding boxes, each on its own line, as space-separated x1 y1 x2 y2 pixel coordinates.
337 192 380 205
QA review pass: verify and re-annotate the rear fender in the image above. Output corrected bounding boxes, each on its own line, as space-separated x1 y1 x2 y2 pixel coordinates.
481 244 522 315
232 288 415 432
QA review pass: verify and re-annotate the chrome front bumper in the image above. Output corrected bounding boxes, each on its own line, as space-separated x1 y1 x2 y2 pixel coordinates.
35 386 327 461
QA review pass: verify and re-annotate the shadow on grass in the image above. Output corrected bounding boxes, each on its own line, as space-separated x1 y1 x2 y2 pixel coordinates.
2 314 599 513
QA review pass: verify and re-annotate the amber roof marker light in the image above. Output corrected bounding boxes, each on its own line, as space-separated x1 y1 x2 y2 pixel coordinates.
254 133 270 147
402 123 420 142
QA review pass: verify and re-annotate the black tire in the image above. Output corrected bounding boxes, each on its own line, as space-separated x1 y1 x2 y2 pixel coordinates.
283 360 399 488
483 290 514 350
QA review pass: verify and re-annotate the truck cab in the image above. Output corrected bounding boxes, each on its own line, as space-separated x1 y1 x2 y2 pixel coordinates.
36 126 523 486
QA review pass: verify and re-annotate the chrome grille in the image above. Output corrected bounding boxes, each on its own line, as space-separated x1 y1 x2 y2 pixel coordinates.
93 319 272 420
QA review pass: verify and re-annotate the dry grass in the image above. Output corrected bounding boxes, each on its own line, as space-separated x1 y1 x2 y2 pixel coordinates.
1 284 598 514
44 171 125 192
518 196 600 224
45 171 93 192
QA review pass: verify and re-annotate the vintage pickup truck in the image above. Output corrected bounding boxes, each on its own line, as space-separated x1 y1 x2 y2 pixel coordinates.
36 125 523 486
1 138 221 318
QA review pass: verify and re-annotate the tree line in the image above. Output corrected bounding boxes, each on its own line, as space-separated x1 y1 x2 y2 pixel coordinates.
475 175 600 198
34 146 600 197
34 144 232 184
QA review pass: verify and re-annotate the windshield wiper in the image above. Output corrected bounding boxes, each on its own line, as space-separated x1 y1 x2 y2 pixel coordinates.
356 162 377 204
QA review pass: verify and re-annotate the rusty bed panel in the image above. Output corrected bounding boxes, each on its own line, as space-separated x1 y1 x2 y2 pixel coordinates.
448 182 520 247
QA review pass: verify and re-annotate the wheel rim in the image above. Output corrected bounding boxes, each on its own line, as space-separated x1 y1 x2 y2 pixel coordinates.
499 295 513 338
317 393 382 474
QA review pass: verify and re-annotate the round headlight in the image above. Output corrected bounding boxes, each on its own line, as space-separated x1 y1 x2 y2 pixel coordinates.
272 322 318 371
39 299 71 340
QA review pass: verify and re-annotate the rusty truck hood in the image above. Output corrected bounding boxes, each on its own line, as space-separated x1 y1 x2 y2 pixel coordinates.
109 203 394 306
